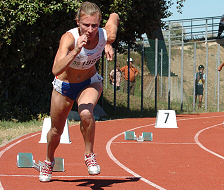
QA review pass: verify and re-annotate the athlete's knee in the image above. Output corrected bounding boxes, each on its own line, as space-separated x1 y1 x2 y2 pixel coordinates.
79 108 93 122
49 126 64 138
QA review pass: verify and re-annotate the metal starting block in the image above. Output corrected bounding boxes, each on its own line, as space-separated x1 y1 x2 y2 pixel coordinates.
124 131 136 140
17 153 34 168
17 153 65 172
142 132 153 141
124 131 153 142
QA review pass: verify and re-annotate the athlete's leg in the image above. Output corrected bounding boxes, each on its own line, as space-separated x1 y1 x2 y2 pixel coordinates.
77 82 102 155
47 89 74 162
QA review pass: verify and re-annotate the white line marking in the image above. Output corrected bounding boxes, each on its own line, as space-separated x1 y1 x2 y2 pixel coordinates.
0 174 38 178
0 133 41 158
106 114 224 190
0 174 138 179
194 123 224 160
0 133 41 190
106 124 166 190
177 115 224 122
112 142 196 145
1 114 224 189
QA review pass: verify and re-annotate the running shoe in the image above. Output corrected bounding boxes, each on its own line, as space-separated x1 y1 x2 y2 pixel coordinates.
39 160 55 182
85 153 101 175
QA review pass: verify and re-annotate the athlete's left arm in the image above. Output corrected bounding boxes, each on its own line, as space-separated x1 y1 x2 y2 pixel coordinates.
103 13 119 61
104 13 119 44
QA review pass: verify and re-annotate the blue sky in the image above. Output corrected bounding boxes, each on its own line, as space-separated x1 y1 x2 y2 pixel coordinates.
163 0 223 21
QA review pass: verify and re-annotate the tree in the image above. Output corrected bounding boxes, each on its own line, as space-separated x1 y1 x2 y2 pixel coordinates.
0 0 185 121
0 0 185 47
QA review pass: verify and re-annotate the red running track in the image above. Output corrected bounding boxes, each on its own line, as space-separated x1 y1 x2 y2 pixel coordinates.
0 112 224 190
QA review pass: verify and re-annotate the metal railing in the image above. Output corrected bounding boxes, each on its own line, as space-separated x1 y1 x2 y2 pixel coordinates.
163 16 222 45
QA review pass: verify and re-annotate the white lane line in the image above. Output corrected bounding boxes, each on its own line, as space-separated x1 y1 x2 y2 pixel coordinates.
177 115 224 122
106 124 166 190
106 114 224 190
112 142 196 145
194 123 224 160
0 133 41 158
0 133 41 190
0 114 223 189
0 174 138 179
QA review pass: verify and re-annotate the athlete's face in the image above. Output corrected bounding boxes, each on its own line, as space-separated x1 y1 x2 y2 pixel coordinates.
77 13 100 41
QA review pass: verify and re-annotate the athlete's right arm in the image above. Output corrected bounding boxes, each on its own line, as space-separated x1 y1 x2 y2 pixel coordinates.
52 32 87 76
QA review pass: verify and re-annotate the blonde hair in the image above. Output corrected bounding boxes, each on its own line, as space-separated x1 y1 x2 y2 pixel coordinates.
76 1 102 21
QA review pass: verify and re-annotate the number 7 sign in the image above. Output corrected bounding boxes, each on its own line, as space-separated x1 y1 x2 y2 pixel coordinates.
155 110 178 128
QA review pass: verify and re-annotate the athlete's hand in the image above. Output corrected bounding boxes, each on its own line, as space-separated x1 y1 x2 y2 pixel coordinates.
105 44 114 61
75 34 88 53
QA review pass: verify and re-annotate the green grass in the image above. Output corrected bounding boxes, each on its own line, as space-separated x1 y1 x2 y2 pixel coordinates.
102 87 157 119
0 119 79 147
0 120 43 146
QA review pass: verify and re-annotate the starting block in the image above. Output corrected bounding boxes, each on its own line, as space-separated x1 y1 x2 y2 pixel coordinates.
17 153 64 172
124 131 153 142
17 153 34 168
142 132 153 141
124 131 136 140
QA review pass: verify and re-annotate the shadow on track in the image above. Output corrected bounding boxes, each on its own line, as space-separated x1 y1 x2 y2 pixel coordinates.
52 177 140 190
